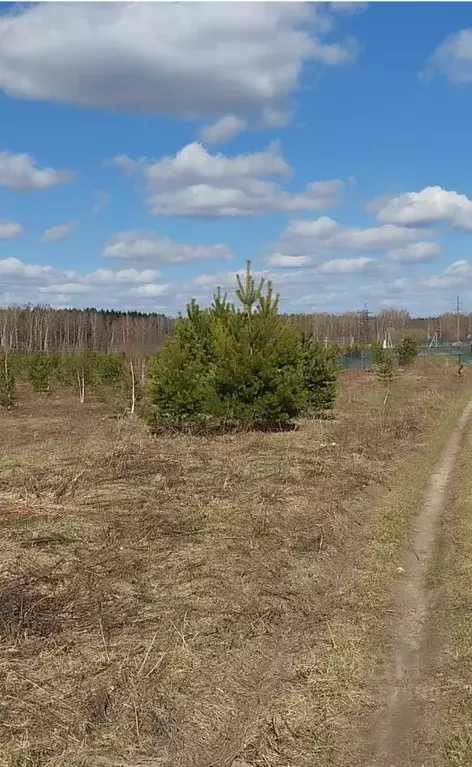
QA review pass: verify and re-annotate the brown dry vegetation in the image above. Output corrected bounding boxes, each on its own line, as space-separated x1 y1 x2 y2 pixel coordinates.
0 360 469 767
420 410 472 766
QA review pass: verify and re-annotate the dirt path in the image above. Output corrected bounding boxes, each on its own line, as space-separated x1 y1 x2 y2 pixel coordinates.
369 397 472 767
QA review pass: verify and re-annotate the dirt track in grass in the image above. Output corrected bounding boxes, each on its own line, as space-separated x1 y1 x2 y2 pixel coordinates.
368 396 472 767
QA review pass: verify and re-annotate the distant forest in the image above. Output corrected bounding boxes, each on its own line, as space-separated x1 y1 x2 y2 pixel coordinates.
0 305 469 353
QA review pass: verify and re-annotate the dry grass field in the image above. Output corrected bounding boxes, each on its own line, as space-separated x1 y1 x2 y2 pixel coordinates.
422 404 472 766
0 360 470 767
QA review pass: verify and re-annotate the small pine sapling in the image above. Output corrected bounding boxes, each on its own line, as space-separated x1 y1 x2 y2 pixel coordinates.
396 334 419 367
147 261 341 432
27 353 55 393
376 357 394 384
376 356 395 409
371 340 387 367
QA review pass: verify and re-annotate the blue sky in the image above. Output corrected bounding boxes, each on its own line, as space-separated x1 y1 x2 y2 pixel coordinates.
1 1 472 316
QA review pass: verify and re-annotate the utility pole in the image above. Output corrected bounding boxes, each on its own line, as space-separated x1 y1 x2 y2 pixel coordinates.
359 303 371 345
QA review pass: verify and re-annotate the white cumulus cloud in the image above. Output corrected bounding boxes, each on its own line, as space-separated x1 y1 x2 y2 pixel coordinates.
87 268 162 284
423 29 472 84
420 260 472 291
110 142 343 218
0 3 357 121
0 150 72 191
147 180 343 218
266 254 311 268
41 221 78 243
444 259 472 278
103 231 233 264
281 216 427 252
199 115 247 145
319 257 379 274
129 283 169 298
0 219 22 240
388 241 441 264
373 186 472 231
114 141 291 188
0 257 56 280
423 274 465 290
0 256 171 309
41 283 91 295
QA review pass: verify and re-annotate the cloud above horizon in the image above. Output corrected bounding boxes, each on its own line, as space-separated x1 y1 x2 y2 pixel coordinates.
423 29 472 84
0 151 72 192
41 221 78 243
109 142 344 218
0 2 358 124
0 3 471 318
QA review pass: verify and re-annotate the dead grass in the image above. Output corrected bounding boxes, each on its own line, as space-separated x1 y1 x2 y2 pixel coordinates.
0 359 469 767
423 406 472 766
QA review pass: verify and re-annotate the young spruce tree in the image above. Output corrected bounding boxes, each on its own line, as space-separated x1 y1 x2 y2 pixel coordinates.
28 353 55 393
396 334 419 367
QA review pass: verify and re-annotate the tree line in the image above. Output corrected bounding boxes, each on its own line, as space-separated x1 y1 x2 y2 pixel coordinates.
0 306 174 354
0 304 470 355
0 265 340 430
0 265 425 431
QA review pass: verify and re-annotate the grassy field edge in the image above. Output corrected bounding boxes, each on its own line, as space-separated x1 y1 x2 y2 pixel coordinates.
423 404 472 766
316 383 472 766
